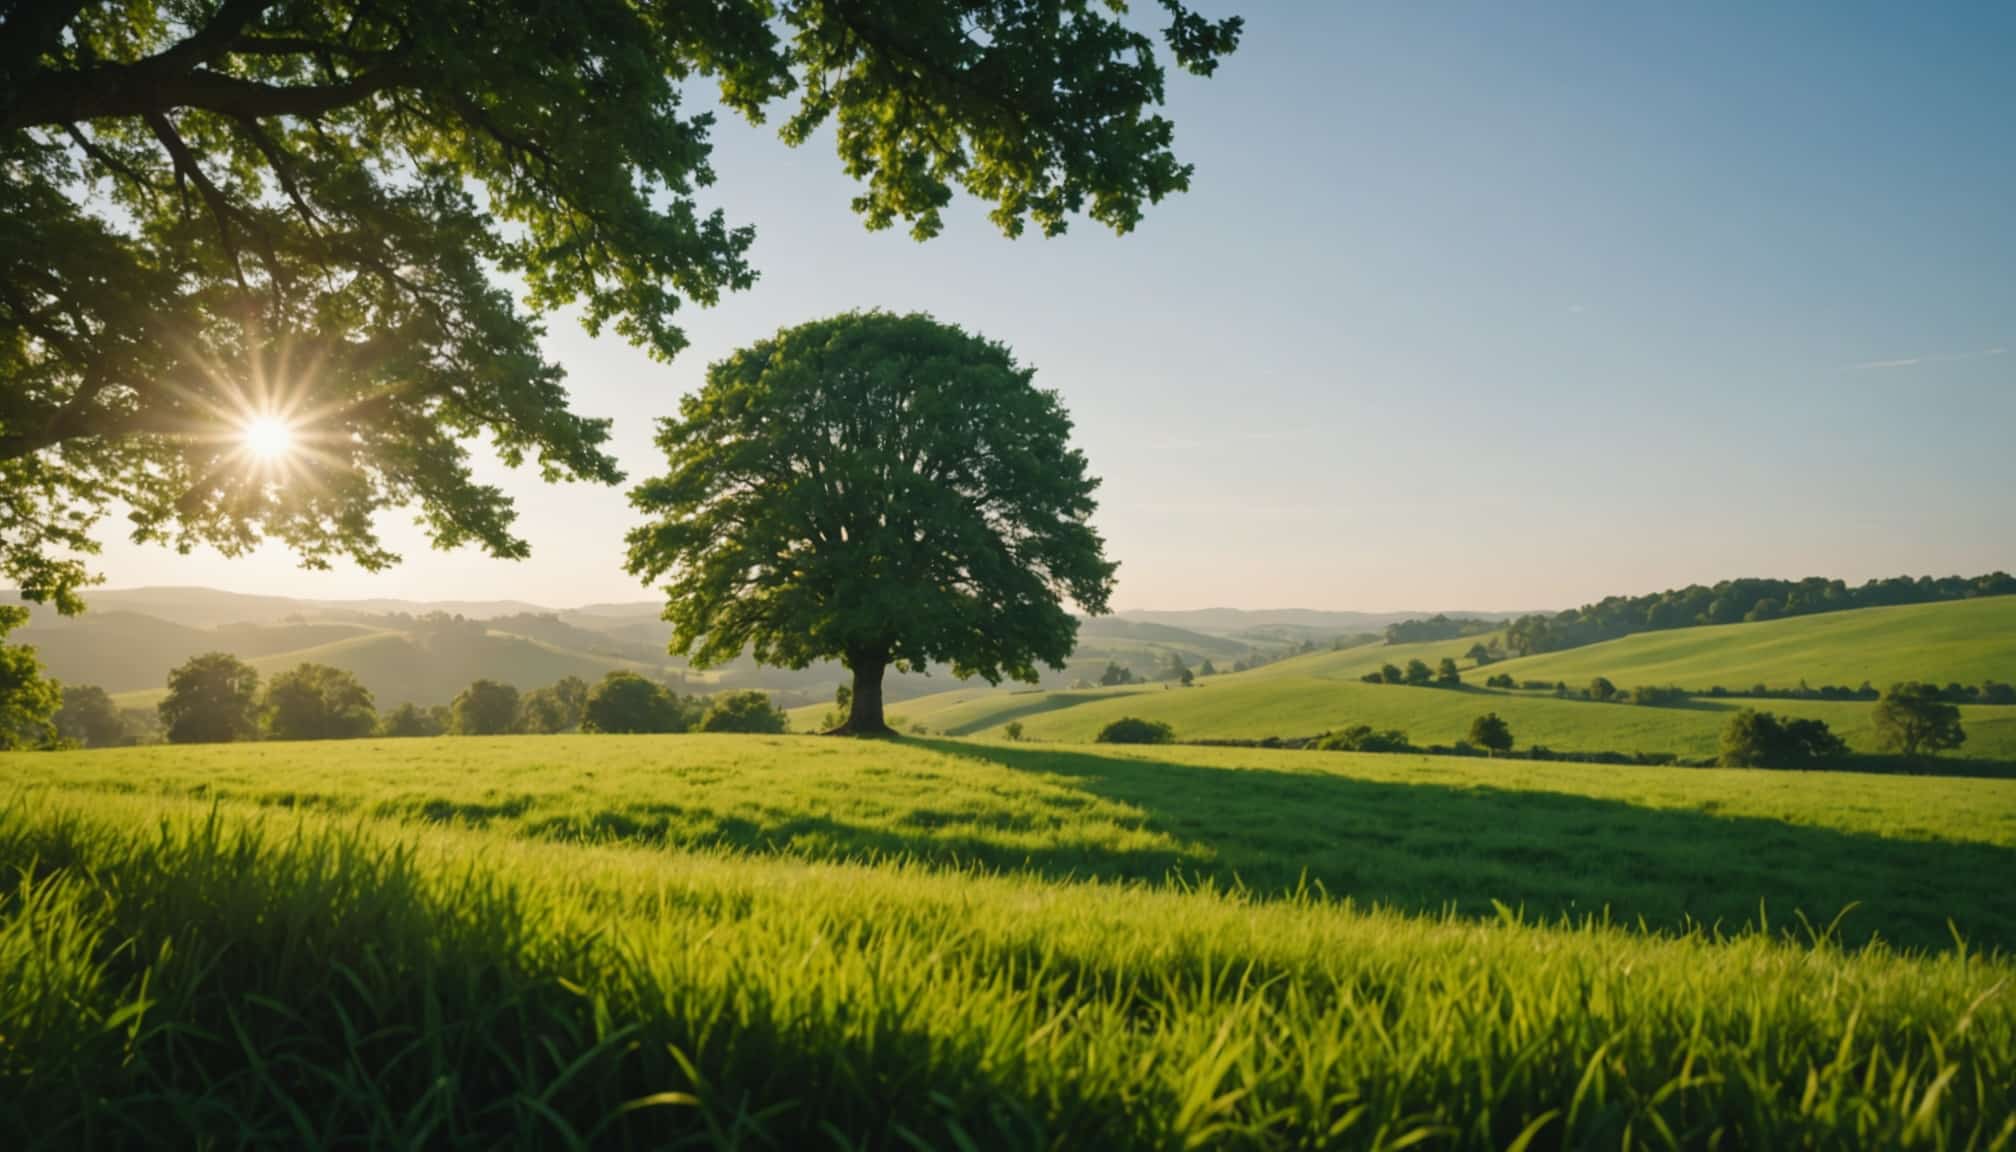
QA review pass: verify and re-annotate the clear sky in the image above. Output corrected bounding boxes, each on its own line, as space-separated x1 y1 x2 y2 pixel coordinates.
89 1 2016 612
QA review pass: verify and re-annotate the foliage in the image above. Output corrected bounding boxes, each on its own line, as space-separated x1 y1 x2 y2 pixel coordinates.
1467 713 1514 756
1099 662 1139 687
449 680 518 736
517 676 589 734
1095 717 1174 745
1004 721 1025 742
698 690 788 735
158 651 259 744
0 607 59 749
0 0 1238 613
626 313 1116 733
1313 725 1413 754
1588 676 1618 702
1435 657 1462 687
1626 684 1690 707
55 683 136 748
582 672 695 735
1717 710 1849 770
1485 673 1516 689
1873 683 1967 759
1504 573 2016 656
1403 659 1433 686
263 663 375 740
1382 614 1498 645
378 702 446 739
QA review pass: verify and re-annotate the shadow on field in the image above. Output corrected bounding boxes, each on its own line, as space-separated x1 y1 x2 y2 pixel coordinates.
911 739 2016 954
936 690 1149 736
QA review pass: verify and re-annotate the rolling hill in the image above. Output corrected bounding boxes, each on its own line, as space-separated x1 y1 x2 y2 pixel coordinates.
1484 596 2016 690
841 600 2016 762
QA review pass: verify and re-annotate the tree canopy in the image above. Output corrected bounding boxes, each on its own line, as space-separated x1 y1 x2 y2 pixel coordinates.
262 661 374 739
626 312 1116 733
158 651 260 743
0 0 1240 612
1873 683 1966 760
449 679 518 735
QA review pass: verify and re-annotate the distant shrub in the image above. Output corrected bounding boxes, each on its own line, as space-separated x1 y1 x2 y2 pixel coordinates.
1313 725 1412 754
1519 679 1553 691
1467 713 1513 757
450 679 520 736
1588 676 1617 702
1719 709 1848 770
1435 658 1462 687
699 690 789 734
379 703 446 738
584 672 696 734
1360 672 1384 684
1096 717 1174 745
1485 673 1515 689
1627 685 1689 707
1981 681 2016 705
1873 683 1965 759
1379 663 1404 685
1003 721 1025 741
1403 659 1433 686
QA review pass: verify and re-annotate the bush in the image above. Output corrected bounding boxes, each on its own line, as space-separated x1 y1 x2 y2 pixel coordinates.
1313 725 1412 753
1003 721 1024 741
1435 658 1462 687
1588 676 1617 702
1719 709 1849 769
1485 673 1515 689
1403 659 1433 686
1872 683 1965 759
1983 681 2016 706
1379 663 1404 685
378 703 446 738
1095 717 1175 745
263 663 376 740
449 680 520 735
1467 713 1513 757
583 672 696 734
1627 685 1689 707
699 691 789 734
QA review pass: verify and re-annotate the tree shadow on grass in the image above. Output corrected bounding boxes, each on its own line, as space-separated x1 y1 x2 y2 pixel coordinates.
937 689 1150 736
908 738 2016 954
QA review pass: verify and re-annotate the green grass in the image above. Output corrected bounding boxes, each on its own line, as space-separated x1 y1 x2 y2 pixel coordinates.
2 736 2013 1147
1488 597 2016 692
870 604 2016 762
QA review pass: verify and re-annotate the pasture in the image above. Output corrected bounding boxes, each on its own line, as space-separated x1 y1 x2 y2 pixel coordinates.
2 735 2013 1147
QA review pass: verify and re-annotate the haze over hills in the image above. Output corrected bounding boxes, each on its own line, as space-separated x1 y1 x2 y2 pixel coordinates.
10 585 1509 709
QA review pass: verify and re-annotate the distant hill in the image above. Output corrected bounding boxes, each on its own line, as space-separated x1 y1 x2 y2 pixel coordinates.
1113 607 1531 640
821 599 2016 762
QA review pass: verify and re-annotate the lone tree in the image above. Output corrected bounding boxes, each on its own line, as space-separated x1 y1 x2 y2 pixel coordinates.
159 652 260 744
1 0 1240 613
56 683 136 748
1468 713 1514 757
263 663 375 740
581 672 693 735
627 313 1117 735
1873 682 1966 759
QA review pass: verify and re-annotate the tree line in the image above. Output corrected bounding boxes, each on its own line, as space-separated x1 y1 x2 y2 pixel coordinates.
44 654 788 749
1502 573 2015 656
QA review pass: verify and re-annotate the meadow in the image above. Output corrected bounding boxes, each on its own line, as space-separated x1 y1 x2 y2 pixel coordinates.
832 600 2016 763
2 735 2013 1147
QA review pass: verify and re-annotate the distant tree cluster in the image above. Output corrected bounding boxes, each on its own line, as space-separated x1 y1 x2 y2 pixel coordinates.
1313 725 1414 753
1504 573 2015 656
1099 662 1142 687
1360 658 1462 688
1718 710 1849 770
1095 717 1175 745
117 655 784 745
1382 615 1499 645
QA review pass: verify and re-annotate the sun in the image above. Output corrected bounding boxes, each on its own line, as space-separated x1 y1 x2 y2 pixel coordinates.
242 415 295 461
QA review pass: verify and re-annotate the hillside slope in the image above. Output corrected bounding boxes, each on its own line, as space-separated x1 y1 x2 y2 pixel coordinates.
870 610 2016 761
1486 597 2016 690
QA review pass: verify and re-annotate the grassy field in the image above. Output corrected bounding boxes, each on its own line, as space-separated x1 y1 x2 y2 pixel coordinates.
850 601 2016 762
1487 597 2016 692
2 735 2013 1147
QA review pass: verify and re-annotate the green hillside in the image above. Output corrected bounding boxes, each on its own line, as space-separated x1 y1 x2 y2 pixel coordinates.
2 736 2011 1146
861 611 2016 762
1487 596 2016 691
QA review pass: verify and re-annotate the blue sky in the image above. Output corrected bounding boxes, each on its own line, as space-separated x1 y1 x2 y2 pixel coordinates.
94 1 2015 611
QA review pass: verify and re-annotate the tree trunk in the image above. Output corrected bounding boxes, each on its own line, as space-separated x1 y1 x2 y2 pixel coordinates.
836 652 891 736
